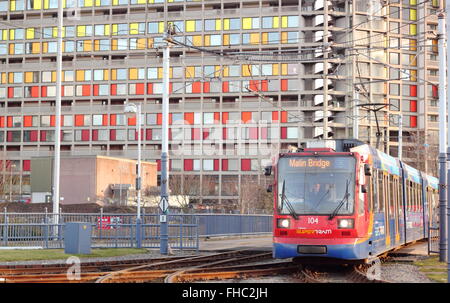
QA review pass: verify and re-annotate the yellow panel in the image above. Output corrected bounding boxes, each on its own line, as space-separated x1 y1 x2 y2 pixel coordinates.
112 24 118 35
84 40 92 52
242 65 251 76
137 38 146 49
410 70 417 81
2 30 7 40
33 0 42 9
223 66 229 77
410 0 417 4
94 40 100 51
26 28 35 39
273 17 279 28
185 66 195 78
138 0 146 3
113 0 118 5
272 64 279 76
44 0 49 9
76 70 85 81
51 71 56 82
410 24 417 35
77 25 86 37
281 16 288 28
42 42 48 53
281 64 288 75
104 69 109 81
130 23 138 35
25 72 33 83
9 44 14 55
53 27 58 38
158 67 163 79
242 18 252 30
186 20 196 32
111 39 118 50
224 19 230 30
104 25 110 36
158 22 165 33
250 33 259 44
223 34 229 45
192 35 202 46
281 32 288 43
410 55 417 66
262 32 268 44
85 0 93 6
204 35 210 46
32 42 40 54
10 1 16 11
9 30 14 40
214 66 221 77
129 68 138 80
215 19 222 31
111 69 117 80
8 73 13 83
1 73 5 84
410 9 417 21
95 0 101 6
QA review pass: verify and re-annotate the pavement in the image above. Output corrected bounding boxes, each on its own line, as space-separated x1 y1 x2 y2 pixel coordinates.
199 235 272 252
393 240 429 256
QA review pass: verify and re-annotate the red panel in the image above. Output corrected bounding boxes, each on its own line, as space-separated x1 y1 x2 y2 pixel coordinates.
82 85 91 96
281 79 288 91
92 129 98 141
281 127 287 139
7 116 12 128
203 128 210 140
222 112 229 124
410 100 417 112
50 115 55 127
128 116 136 126
157 113 162 125
249 80 258 92
93 84 99 96
8 87 13 98
185 113 194 125
157 159 161 172
6 131 12 142
410 116 417 128
24 116 32 127
146 129 152 140
41 86 47 97
0 117 4 128
241 159 251 171
136 83 144 95
222 127 227 139
169 113 173 125
147 83 153 94
272 111 279 122
242 112 252 123
110 114 116 126
110 129 116 141
75 114 84 126
81 129 90 141
184 159 193 171
222 81 229 93
110 84 117 96
214 112 220 124
23 160 31 171
192 128 201 140
410 85 417 97
261 80 268 92
31 86 39 98
169 82 173 94
222 159 228 171
102 114 108 126
214 159 219 171
30 130 38 142
432 85 438 98
192 82 202 93
281 111 288 123
168 128 172 141
203 82 210 93
40 130 46 142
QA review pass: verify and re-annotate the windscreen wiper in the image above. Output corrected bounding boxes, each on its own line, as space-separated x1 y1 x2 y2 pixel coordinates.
313 188 330 211
328 180 350 220
280 180 299 220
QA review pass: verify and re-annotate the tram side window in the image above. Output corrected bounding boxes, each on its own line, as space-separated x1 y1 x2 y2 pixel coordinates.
378 170 384 212
384 174 389 213
389 174 394 215
398 177 403 215
406 181 411 212
373 170 379 212
367 174 373 213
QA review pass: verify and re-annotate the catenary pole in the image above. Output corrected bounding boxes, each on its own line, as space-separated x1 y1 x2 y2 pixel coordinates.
52 0 63 232
160 28 171 255
445 0 450 282
439 10 448 263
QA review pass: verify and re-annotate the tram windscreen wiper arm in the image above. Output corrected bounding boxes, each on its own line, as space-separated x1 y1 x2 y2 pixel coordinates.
281 180 299 220
328 180 350 220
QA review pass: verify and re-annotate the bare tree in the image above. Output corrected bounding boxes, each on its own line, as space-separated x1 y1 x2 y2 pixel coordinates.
240 175 273 214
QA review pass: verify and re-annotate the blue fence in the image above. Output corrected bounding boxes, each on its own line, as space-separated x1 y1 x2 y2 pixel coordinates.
0 212 272 250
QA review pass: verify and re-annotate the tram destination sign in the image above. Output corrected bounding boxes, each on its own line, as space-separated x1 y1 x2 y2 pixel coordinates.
285 157 353 170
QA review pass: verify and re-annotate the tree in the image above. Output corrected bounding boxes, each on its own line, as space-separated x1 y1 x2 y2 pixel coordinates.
240 175 273 214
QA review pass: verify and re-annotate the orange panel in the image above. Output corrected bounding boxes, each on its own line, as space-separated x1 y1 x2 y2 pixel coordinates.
23 116 33 127
75 114 84 126
242 112 252 123
185 113 194 125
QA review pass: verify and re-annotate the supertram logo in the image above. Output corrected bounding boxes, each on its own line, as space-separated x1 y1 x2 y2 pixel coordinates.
289 158 331 169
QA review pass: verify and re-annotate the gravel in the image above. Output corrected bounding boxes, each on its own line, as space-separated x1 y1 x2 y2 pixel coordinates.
381 262 434 283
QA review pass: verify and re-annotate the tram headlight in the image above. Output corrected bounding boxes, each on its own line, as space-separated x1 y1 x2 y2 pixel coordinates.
277 218 290 229
337 219 354 229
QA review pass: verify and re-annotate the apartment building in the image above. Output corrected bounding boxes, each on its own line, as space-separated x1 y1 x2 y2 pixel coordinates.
0 0 440 210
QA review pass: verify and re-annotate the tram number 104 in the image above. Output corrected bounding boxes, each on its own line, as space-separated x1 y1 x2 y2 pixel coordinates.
307 217 319 224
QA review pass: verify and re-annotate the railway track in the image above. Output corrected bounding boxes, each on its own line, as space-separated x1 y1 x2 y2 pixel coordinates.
298 264 390 283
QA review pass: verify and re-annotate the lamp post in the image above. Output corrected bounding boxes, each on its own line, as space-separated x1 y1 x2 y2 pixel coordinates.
124 102 142 248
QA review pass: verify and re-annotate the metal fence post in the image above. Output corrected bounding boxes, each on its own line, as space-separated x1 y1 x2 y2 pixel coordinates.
99 207 103 243
136 215 142 249
3 208 7 246
196 216 199 253
179 215 183 250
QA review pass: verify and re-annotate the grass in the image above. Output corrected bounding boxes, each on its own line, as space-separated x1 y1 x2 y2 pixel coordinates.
0 248 149 262
413 256 448 283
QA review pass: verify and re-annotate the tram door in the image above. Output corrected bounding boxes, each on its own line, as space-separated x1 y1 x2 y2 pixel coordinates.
383 173 391 247
392 175 401 244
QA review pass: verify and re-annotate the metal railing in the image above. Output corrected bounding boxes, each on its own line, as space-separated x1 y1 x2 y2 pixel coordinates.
0 211 273 250
428 225 440 255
